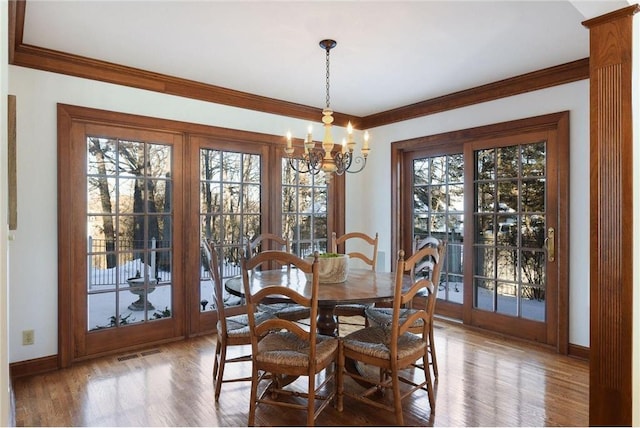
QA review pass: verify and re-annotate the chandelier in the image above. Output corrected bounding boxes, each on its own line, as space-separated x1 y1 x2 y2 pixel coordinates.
284 39 370 181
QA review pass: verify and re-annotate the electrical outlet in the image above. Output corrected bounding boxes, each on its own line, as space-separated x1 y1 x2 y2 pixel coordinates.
22 330 34 346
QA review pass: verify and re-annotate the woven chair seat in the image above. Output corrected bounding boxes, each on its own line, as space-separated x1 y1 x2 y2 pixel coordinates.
258 302 311 321
257 331 338 368
220 311 274 337
365 307 424 328
342 326 425 360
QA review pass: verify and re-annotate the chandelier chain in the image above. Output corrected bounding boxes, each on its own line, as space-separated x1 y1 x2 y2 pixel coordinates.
325 46 331 109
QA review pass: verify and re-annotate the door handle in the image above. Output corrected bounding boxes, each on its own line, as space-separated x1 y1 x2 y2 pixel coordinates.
545 227 555 262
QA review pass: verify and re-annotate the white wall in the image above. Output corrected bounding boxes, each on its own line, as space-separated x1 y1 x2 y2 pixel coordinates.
7 64 590 364
349 81 590 347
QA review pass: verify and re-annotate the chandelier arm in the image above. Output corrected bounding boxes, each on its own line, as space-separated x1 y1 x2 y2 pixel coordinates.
287 149 325 175
287 158 322 175
344 155 368 174
333 152 353 175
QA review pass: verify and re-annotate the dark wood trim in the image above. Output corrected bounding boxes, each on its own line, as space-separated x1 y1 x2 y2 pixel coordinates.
9 355 58 379
57 104 74 368
332 173 346 240
8 95 17 230
434 300 463 321
555 112 570 354
582 4 639 28
13 42 362 126
391 112 570 150
389 137 404 273
7 0 24 64
583 4 638 426
361 59 589 129
9 0 588 129
568 343 590 361
9 377 15 426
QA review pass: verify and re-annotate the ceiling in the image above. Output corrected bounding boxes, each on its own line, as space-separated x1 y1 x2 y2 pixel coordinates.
20 0 629 118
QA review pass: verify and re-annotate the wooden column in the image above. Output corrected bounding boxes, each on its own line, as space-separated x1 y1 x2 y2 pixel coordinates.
583 5 638 426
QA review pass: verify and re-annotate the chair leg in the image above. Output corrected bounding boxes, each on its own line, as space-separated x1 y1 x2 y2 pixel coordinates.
337 342 344 412
248 366 258 426
428 325 439 379
212 340 221 380
214 343 227 401
392 369 404 426
307 371 316 427
424 350 435 412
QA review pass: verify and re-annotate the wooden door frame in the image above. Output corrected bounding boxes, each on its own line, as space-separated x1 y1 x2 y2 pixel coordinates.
391 111 570 353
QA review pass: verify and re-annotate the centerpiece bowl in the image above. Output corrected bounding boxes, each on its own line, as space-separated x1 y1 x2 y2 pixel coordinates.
305 253 349 283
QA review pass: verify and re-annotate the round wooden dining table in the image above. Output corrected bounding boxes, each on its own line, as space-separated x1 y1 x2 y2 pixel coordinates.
224 267 404 336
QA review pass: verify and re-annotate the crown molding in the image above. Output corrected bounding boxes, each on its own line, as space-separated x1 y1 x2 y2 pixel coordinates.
360 58 589 129
8 0 589 130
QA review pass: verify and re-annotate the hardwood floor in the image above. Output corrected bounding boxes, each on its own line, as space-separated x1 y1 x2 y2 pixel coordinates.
12 319 588 426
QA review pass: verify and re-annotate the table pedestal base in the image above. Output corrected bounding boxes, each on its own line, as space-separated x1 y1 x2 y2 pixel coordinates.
317 304 338 336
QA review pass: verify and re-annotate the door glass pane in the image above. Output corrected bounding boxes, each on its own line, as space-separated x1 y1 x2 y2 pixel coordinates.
496 281 518 316
496 145 519 178
282 159 328 256
412 153 464 303
199 148 261 311
473 141 547 322
87 137 173 331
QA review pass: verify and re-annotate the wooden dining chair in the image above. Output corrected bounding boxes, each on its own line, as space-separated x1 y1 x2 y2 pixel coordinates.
245 233 311 322
365 236 445 380
337 246 443 425
330 231 378 335
202 239 275 401
241 250 339 427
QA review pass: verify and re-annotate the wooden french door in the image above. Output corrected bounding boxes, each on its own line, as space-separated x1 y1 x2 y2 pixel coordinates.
394 112 569 350
60 115 185 363
464 130 561 346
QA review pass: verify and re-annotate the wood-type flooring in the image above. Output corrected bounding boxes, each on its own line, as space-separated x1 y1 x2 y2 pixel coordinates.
12 318 588 426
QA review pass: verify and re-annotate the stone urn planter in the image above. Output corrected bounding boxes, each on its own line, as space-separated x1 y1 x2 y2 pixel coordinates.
305 253 349 283
127 274 158 311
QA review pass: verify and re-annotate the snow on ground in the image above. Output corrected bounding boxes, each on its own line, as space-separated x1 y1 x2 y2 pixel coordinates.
87 261 545 330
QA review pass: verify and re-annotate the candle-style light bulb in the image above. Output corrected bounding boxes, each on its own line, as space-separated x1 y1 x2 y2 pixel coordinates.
346 121 356 152
306 125 313 143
